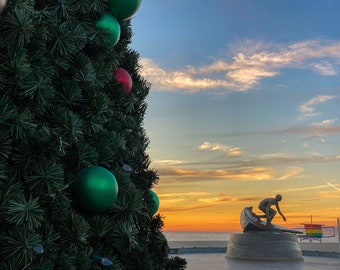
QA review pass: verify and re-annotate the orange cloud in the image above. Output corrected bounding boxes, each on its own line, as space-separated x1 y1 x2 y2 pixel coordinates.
159 167 275 181
318 191 340 199
161 204 214 212
198 194 233 204
198 194 260 204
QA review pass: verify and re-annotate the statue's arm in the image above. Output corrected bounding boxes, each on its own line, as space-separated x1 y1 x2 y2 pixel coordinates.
276 203 286 221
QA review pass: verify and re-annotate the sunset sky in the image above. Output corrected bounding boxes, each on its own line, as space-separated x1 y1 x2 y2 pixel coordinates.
131 0 340 231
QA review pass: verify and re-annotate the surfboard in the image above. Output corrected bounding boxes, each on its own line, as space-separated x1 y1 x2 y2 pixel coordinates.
241 207 303 234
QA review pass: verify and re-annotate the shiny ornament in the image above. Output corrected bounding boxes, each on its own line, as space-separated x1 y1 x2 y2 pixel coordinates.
95 13 121 48
100 257 113 266
33 244 44 254
75 166 118 213
108 0 142 21
122 163 132 172
113 67 132 94
148 189 159 216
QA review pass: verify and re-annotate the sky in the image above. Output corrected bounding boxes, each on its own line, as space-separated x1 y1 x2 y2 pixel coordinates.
130 0 340 232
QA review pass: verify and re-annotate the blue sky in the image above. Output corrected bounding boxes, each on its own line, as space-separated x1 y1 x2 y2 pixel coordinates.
130 0 340 231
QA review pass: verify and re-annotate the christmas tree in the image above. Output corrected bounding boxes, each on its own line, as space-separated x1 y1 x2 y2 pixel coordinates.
0 0 186 269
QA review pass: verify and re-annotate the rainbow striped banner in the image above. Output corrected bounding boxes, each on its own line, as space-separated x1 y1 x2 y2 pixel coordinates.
303 224 323 238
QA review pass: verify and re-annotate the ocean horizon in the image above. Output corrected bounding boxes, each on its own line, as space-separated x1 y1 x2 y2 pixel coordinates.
164 231 230 242
164 230 339 243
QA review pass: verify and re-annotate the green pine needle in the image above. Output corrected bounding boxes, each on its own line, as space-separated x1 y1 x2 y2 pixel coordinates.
110 221 139 252
0 226 41 268
25 164 64 194
2 7 35 46
6 195 44 230
0 96 17 125
61 212 90 247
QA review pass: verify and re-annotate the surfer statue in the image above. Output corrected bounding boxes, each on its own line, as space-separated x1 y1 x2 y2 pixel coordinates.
258 194 286 225
231 195 303 261
240 194 293 232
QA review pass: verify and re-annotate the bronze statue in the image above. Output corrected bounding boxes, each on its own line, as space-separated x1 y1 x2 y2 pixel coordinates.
258 194 286 225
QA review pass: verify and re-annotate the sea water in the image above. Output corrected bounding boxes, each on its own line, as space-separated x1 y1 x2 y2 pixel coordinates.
164 231 230 242
164 231 339 243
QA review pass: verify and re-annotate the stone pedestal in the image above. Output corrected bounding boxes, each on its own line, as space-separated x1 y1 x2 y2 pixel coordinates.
226 231 303 261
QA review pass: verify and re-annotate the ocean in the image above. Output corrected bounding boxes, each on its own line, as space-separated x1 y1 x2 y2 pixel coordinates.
164 230 339 243
164 231 230 242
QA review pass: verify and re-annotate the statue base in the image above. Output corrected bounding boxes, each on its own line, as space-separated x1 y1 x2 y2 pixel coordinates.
226 231 303 261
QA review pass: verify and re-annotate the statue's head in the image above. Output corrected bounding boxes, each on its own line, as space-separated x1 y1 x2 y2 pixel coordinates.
275 194 282 201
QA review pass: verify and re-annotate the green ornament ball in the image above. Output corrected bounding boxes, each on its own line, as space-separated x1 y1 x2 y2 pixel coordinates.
95 13 121 48
148 189 159 216
108 0 142 21
75 166 118 214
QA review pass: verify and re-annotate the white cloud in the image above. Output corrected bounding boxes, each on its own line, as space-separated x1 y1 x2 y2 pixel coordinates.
152 159 185 166
325 181 340 192
140 39 340 93
310 118 338 127
279 167 305 180
310 62 337 75
139 58 236 92
299 95 337 117
198 142 229 151
198 141 242 157
276 184 330 193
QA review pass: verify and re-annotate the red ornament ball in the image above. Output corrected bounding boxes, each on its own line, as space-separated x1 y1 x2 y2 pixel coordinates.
113 67 132 94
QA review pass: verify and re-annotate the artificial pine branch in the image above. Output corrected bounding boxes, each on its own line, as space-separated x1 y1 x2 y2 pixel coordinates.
6 194 45 230
25 163 64 194
0 225 42 269
0 0 182 268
